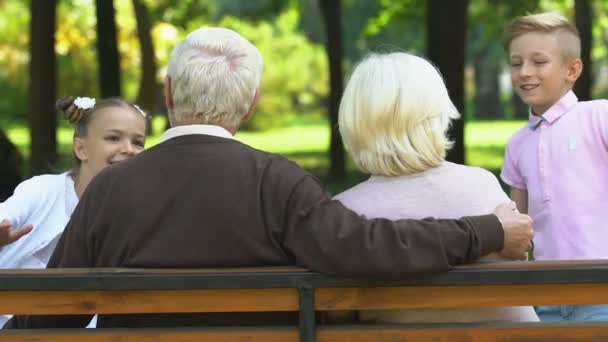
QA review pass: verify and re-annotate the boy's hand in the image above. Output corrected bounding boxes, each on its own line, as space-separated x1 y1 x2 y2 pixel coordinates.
494 202 534 260
0 220 33 247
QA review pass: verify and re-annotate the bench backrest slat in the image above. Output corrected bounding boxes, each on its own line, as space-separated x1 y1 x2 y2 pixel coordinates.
2 282 608 315
317 282 608 310
0 289 298 315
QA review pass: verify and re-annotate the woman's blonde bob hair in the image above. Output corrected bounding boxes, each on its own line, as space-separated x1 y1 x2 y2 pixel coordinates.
339 52 460 176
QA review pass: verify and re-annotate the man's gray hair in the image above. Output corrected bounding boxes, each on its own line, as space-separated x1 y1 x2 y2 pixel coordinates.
167 27 264 129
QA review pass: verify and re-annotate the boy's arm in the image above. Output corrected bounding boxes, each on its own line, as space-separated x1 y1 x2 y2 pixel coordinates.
510 188 528 214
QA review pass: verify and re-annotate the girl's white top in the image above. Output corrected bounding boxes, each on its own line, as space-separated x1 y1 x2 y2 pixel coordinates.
0 172 78 268
0 172 80 328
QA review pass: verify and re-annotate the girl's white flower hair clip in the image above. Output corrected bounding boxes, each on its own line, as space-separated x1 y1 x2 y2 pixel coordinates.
74 97 96 110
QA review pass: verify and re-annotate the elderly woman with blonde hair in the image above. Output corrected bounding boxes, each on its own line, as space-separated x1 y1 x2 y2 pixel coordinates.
334 52 539 323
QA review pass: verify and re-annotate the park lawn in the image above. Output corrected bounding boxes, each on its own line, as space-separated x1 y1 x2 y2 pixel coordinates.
6 117 526 193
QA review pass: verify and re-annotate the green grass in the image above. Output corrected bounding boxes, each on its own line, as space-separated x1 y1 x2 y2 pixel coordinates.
465 120 525 170
6 116 527 194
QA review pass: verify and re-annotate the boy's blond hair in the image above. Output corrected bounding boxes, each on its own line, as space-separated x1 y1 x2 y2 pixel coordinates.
338 52 460 177
504 11 581 60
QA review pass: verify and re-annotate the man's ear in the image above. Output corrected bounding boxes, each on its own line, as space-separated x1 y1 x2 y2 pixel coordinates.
567 58 583 83
242 88 260 123
73 137 88 163
164 77 174 112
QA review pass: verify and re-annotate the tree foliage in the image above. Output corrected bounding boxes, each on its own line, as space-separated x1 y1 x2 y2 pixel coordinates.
467 0 540 119
217 7 328 130
0 1 30 120
1 0 606 127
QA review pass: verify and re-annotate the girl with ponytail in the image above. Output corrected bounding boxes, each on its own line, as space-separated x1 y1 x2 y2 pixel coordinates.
0 96 147 326
0 95 148 252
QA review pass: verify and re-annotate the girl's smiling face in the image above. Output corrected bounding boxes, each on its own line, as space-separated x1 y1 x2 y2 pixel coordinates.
74 106 146 176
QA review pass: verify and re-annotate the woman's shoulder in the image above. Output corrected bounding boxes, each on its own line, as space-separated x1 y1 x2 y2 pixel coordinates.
442 162 497 180
333 179 370 202
333 177 388 212
442 163 506 196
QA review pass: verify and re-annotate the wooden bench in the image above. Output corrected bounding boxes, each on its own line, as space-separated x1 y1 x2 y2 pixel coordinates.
1 260 608 341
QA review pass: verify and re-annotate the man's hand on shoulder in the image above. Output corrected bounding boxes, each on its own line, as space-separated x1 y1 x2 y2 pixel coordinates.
493 202 534 260
0 219 33 247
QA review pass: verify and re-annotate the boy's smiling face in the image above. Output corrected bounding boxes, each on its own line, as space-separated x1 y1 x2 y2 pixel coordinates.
509 32 582 115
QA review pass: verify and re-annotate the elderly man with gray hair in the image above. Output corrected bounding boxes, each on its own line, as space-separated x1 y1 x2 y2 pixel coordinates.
4 27 533 329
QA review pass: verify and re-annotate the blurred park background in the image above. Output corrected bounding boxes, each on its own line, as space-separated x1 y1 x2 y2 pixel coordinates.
1 0 606 197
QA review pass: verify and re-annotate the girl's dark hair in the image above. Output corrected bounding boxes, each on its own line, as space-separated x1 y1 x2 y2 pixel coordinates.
55 96 148 171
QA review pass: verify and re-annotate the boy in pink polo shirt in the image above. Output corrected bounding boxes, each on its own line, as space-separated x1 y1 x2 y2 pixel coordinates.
501 12 608 321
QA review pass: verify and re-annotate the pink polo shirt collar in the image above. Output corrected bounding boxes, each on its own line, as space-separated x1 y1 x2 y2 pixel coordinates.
528 91 578 129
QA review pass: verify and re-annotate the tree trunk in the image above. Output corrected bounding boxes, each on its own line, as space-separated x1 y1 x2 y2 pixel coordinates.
574 0 592 100
427 0 468 164
0 130 22 201
133 0 157 111
132 0 158 134
319 0 345 180
473 45 503 120
512 93 529 119
298 0 324 44
29 0 57 175
95 0 122 98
